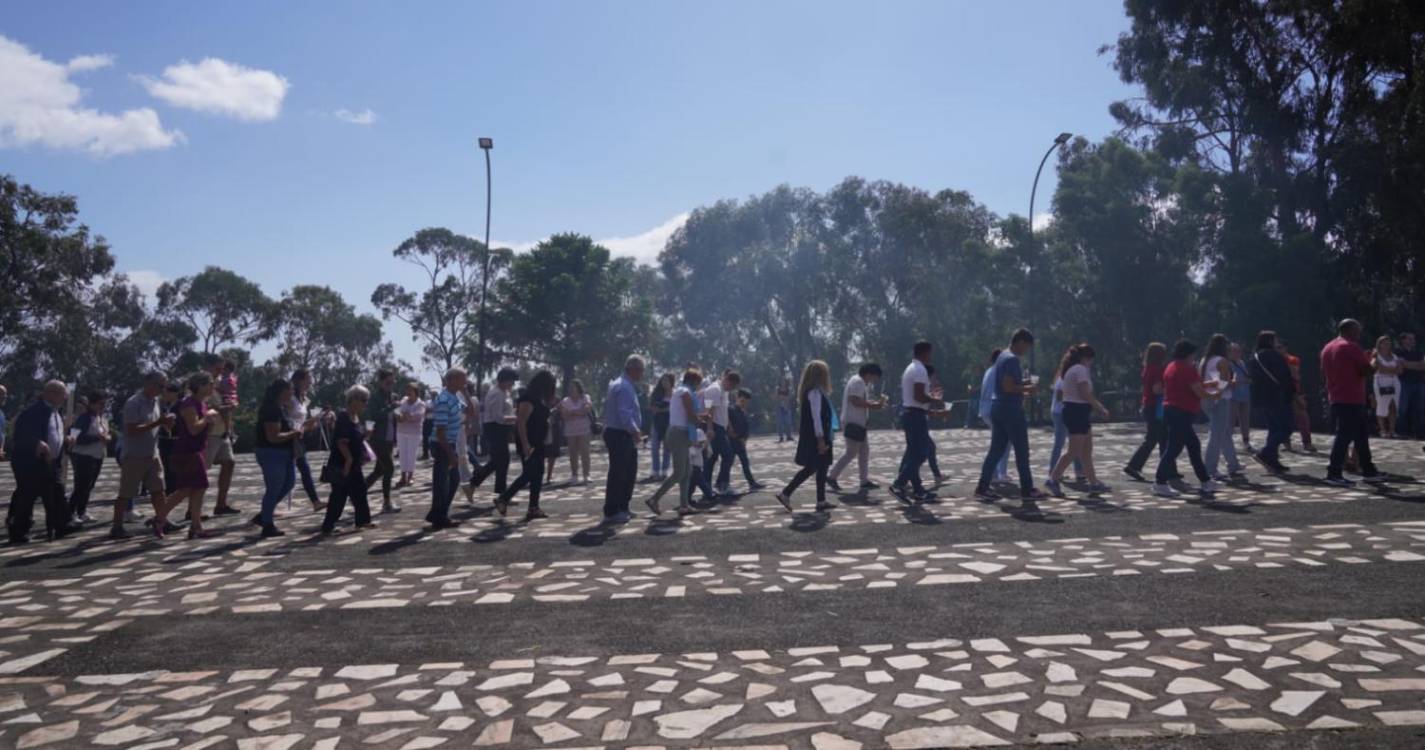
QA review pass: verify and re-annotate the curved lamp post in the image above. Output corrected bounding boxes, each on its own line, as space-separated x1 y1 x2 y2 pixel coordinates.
474 137 494 393
1026 132 1071 423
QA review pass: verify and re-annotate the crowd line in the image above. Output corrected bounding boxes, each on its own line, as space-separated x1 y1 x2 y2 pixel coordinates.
3 319 1422 545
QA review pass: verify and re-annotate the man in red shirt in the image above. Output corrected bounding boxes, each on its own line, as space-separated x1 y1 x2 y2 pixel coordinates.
1320 319 1383 485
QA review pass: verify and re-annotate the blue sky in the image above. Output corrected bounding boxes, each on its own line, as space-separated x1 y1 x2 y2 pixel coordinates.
2 0 1136 372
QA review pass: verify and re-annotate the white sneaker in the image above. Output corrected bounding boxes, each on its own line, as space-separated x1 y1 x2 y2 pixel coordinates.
124 510 145 523
70 514 85 526
1152 483 1180 498
1199 480 1219 494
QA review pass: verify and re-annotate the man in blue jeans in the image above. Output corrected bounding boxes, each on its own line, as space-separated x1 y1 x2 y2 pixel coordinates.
427 367 467 530
1397 333 1423 438
974 329 1044 501
891 341 945 504
1246 330 1295 474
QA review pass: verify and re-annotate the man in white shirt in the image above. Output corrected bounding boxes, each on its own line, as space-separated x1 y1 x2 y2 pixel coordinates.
892 342 944 503
470 368 518 496
701 369 741 495
829 363 885 492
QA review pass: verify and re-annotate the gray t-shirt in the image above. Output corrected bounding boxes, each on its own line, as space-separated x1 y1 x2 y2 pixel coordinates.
123 391 162 459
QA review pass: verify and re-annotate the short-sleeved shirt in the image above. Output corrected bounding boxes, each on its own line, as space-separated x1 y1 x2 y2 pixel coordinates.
482 387 513 425
333 412 368 467
702 383 728 427
652 390 671 434
204 390 228 437
1320 337 1370 405
842 375 869 426
978 367 996 419
254 401 292 449
396 399 427 436
561 395 593 437
729 405 750 441
518 392 551 450
901 360 930 411
1140 363 1165 407
1163 360 1203 414
1398 347 1422 386
991 351 1023 405
174 396 210 454
1061 364 1091 404
432 390 465 446
122 391 163 459
368 386 395 442
670 386 693 428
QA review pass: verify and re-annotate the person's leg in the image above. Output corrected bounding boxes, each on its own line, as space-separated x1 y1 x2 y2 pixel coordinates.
828 440 856 482
68 455 101 519
652 430 688 508
814 460 829 506
215 449 236 510
186 489 209 533
896 410 929 491
1258 405 1285 465
255 448 288 527
351 478 372 527
715 425 734 490
976 412 1011 491
1184 425 1210 483
1218 401 1241 472
1327 405 1350 478
1203 400 1225 476
8 467 39 542
1008 407 1034 495
1155 410 1187 484
601 431 632 517
1353 405 1378 476
1080 433 1099 484
1296 402 1315 449
295 453 321 506
526 450 546 514
927 440 942 478
782 464 815 497
735 441 756 484
428 449 452 524
1048 411 1066 477
649 426 664 477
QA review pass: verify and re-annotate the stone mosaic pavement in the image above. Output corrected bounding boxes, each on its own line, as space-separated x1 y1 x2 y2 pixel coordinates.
2 425 1424 748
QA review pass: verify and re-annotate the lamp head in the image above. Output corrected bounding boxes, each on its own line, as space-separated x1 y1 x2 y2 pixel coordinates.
478 137 494 150
1054 132 1072 145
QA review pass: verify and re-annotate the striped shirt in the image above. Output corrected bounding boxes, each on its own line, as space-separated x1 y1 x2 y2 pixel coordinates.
431 389 465 446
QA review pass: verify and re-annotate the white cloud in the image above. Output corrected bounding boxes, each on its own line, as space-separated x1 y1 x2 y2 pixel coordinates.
138 58 288 121
1032 212 1054 231
66 54 114 73
333 108 376 125
598 213 688 265
0 35 182 157
124 269 167 301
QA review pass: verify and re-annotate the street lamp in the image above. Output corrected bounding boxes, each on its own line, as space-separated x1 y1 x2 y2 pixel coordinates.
474 137 494 393
1026 131 1071 424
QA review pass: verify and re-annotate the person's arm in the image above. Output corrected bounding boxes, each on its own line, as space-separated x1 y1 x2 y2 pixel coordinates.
502 395 516 425
180 403 205 433
1079 376 1109 418
337 429 354 475
1190 380 1218 400
515 402 533 458
848 390 875 409
911 382 945 409
809 391 824 438
999 371 1033 396
680 392 700 442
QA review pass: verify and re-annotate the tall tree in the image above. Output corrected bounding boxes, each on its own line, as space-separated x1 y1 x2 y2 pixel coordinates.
274 284 397 405
371 228 510 374
488 233 654 384
156 266 277 354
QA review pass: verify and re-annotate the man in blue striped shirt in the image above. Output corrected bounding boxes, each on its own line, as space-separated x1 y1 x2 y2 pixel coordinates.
427 367 468 530
601 355 645 522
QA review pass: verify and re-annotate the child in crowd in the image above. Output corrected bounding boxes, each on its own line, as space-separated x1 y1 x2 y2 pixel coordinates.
216 360 239 434
728 388 766 491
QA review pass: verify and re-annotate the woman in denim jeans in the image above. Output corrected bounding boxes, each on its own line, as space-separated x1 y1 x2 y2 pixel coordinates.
1201 334 1245 480
646 373 675 481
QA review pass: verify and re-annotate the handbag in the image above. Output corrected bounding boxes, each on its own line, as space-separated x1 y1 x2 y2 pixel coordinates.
1379 385 1396 396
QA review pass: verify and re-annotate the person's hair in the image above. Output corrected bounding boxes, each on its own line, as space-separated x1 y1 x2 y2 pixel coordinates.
377 369 394 382
405 381 422 397
722 369 742 386
1200 334 1230 375
163 383 181 394
262 379 291 409
87 391 108 404
345 384 370 403
797 360 832 399
1057 343 1095 377
569 378 585 397
736 388 752 400
1171 339 1197 360
624 354 646 372
1376 335 1393 349
1402 332 1417 342
496 367 519 384
1337 318 1361 336
443 366 467 382
1144 342 1168 367
681 367 704 387
655 372 675 398
526 370 557 401
988 348 1002 365
142 371 166 386
186 372 213 393
222 360 235 374
913 341 933 358
1254 331 1277 351
1010 328 1035 346
859 363 882 378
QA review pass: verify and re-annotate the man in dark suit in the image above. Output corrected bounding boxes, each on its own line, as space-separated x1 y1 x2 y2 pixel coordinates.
7 380 76 544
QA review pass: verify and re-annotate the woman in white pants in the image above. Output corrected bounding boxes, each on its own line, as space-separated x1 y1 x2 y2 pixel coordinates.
559 379 594 484
828 364 885 492
1373 336 1402 438
1201 334 1245 480
395 383 427 488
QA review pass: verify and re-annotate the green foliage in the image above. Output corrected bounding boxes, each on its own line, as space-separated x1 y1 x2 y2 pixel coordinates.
156 266 277 354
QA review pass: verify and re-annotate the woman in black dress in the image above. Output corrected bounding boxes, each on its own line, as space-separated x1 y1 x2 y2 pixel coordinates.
495 370 557 522
321 385 378 535
775 360 836 512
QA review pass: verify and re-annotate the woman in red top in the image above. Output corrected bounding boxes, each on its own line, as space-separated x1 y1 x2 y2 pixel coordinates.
1153 339 1221 497
1124 342 1168 480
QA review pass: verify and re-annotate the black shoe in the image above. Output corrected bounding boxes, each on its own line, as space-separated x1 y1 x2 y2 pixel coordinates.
249 514 262 527
826 478 843 493
108 525 131 540
524 509 548 521
861 481 879 490
973 486 998 502
815 501 836 511
748 481 766 491
430 518 464 530
213 506 240 516
889 483 913 505
8 536 30 546
1122 467 1144 481
260 525 285 538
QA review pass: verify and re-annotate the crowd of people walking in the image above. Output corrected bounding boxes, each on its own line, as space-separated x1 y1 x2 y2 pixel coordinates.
4 320 1424 545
